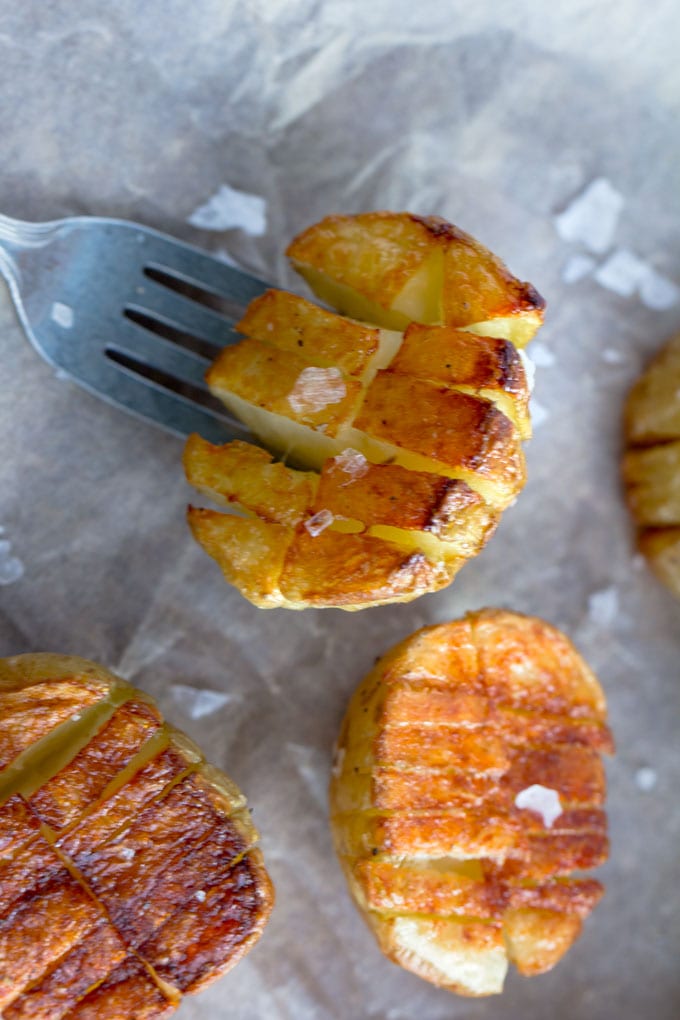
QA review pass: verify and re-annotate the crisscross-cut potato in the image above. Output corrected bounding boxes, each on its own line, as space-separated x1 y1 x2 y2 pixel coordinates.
329 610 612 996
0 654 273 1018
186 214 542 610
623 332 680 598
286 212 545 346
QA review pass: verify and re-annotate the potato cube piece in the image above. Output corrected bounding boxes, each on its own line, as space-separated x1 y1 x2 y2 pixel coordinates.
236 288 381 378
390 323 531 438
207 337 361 435
187 508 294 609
184 435 316 527
353 372 525 508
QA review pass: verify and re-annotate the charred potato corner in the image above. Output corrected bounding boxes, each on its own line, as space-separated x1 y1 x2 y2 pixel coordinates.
0 654 273 1019
329 610 613 996
184 213 545 610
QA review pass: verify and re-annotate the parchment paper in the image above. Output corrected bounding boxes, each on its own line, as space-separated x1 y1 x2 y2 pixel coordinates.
1 2 679 1018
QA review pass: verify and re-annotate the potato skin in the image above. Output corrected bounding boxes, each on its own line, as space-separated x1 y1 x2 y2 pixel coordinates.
0 654 273 1017
623 333 680 598
329 610 611 996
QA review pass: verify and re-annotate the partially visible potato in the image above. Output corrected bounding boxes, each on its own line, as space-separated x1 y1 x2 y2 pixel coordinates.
286 212 545 347
329 610 612 996
0 654 273 1018
623 333 680 598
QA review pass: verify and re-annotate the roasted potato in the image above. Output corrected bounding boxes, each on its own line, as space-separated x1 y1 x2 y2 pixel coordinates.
0 654 273 1018
286 212 545 347
186 214 541 610
623 332 680 598
329 610 612 996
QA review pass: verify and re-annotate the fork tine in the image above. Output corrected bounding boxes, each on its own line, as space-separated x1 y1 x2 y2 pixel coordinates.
140 236 268 306
79 354 251 444
115 316 212 389
133 281 242 349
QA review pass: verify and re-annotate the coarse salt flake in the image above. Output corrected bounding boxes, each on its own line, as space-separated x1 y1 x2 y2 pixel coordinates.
0 537 24 586
555 178 624 254
304 509 334 537
288 367 346 414
562 253 597 284
587 586 619 626
530 399 549 428
529 342 556 368
514 785 563 828
518 350 536 393
195 890 207 902
335 448 369 478
188 183 267 235
635 766 657 792
594 249 680 309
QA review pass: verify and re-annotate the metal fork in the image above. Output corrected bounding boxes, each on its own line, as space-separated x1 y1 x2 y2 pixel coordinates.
0 213 269 442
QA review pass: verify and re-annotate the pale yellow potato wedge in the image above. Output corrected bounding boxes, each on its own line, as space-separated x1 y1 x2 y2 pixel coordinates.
329 610 612 995
0 655 273 1016
623 333 680 599
286 212 545 346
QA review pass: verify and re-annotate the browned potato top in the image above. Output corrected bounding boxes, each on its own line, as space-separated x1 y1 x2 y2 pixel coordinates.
329 610 612 996
0 654 273 1018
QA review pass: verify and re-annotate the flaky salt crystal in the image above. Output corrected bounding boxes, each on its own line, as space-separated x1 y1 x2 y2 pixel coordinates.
188 183 267 235
587 586 619 626
530 399 549 428
555 178 624 254
288 367 346 414
335 448 369 478
529 342 556 368
514 785 563 828
635 767 657 792
304 509 334 537
518 350 536 393
562 253 597 284
0 538 24 586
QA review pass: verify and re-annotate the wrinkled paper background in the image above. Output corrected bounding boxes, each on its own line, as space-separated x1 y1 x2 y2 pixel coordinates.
1 2 679 1018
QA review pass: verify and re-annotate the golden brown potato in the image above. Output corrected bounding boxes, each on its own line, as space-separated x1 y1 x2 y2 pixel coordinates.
623 332 680 598
329 610 612 996
185 439 497 610
187 212 540 610
286 212 545 346
0 654 273 1017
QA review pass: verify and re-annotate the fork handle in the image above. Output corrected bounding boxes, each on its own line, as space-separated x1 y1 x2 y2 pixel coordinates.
0 213 62 250
0 213 61 296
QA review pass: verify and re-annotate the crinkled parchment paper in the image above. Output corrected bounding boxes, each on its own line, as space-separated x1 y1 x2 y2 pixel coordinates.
1 2 679 1017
